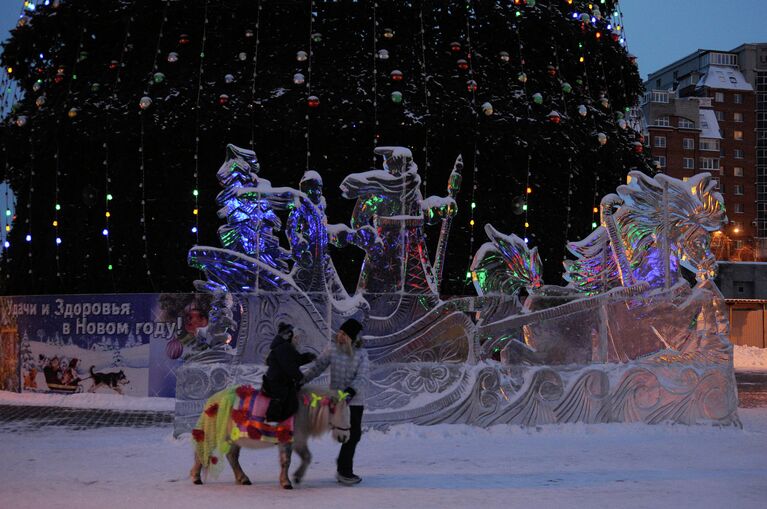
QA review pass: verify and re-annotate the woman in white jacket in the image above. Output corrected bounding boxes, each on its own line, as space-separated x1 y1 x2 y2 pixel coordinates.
302 318 368 485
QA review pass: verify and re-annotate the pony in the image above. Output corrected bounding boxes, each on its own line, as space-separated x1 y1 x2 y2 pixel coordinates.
190 384 350 489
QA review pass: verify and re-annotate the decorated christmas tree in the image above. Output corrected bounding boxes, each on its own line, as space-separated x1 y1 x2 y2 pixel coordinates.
0 0 649 295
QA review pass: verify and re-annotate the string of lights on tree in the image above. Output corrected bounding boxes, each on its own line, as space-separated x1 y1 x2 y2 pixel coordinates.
192 1 210 243
463 0 480 271
137 0 171 285
50 26 87 282
305 1 316 172
25 125 34 277
1 142 11 260
248 0 263 151
548 30 575 249
417 1 431 192
370 3 379 165
106 2 138 285
511 6 534 248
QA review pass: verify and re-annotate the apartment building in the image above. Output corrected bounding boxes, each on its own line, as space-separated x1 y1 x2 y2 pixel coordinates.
642 46 766 261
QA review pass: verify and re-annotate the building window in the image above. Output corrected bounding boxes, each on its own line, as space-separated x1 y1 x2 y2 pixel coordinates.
655 115 670 127
683 158 695 169
734 167 744 177
655 156 667 168
734 184 744 195
652 91 669 103
707 52 738 66
655 136 667 148
715 110 725 121
734 112 743 122
734 130 744 140
700 139 720 151
712 177 721 190
734 149 744 159
733 203 744 213
715 92 725 102
683 138 695 150
678 118 695 129
734 93 743 104
700 158 720 170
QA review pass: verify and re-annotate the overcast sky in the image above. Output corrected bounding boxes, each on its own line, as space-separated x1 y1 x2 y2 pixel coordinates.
1 1 766 80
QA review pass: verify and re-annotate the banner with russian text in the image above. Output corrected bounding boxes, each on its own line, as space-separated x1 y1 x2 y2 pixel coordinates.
0 294 238 398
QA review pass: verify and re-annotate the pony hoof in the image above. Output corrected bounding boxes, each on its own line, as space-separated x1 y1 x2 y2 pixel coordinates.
193 479 203 485
282 483 293 490
293 477 302 485
241 479 252 486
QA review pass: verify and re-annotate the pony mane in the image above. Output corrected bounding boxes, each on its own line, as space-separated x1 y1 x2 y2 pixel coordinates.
297 385 344 437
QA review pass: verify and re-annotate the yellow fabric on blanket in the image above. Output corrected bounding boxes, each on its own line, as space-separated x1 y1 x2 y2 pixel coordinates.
193 386 237 474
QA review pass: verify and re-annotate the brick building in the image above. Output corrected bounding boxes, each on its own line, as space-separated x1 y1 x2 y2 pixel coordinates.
642 46 766 261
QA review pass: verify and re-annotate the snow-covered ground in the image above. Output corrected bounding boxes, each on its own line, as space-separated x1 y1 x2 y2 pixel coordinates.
734 345 767 372
1 392 766 509
0 390 174 411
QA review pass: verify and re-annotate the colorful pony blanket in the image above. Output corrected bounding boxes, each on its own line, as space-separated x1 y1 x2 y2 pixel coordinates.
192 385 295 475
230 385 294 445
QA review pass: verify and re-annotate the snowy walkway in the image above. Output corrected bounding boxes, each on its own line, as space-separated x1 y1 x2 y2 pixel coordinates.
1 406 766 509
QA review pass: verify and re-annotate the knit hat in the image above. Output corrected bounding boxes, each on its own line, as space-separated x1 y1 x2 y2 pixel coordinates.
339 319 363 342
277 322 294 341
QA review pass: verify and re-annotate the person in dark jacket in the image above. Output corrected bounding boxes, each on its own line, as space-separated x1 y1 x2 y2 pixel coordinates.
261 322 316 422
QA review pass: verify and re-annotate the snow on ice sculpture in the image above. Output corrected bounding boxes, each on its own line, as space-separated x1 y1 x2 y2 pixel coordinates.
174 144 740 435
189 144 293 291
564 171 725 294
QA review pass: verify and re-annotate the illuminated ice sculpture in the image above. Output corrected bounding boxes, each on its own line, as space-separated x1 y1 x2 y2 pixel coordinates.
174 146 739 435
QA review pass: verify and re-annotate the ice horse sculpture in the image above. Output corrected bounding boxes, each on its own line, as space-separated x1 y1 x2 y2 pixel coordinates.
174 147 739 435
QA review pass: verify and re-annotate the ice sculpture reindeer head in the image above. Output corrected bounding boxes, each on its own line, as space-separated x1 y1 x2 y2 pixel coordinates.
564 171 726 293
471 225 543 297
470 172 725 297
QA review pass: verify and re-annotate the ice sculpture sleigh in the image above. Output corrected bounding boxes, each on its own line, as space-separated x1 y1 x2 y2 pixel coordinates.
173 145 739 435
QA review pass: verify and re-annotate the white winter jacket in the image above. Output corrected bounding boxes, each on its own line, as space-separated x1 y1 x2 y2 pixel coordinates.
302 342 369 406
